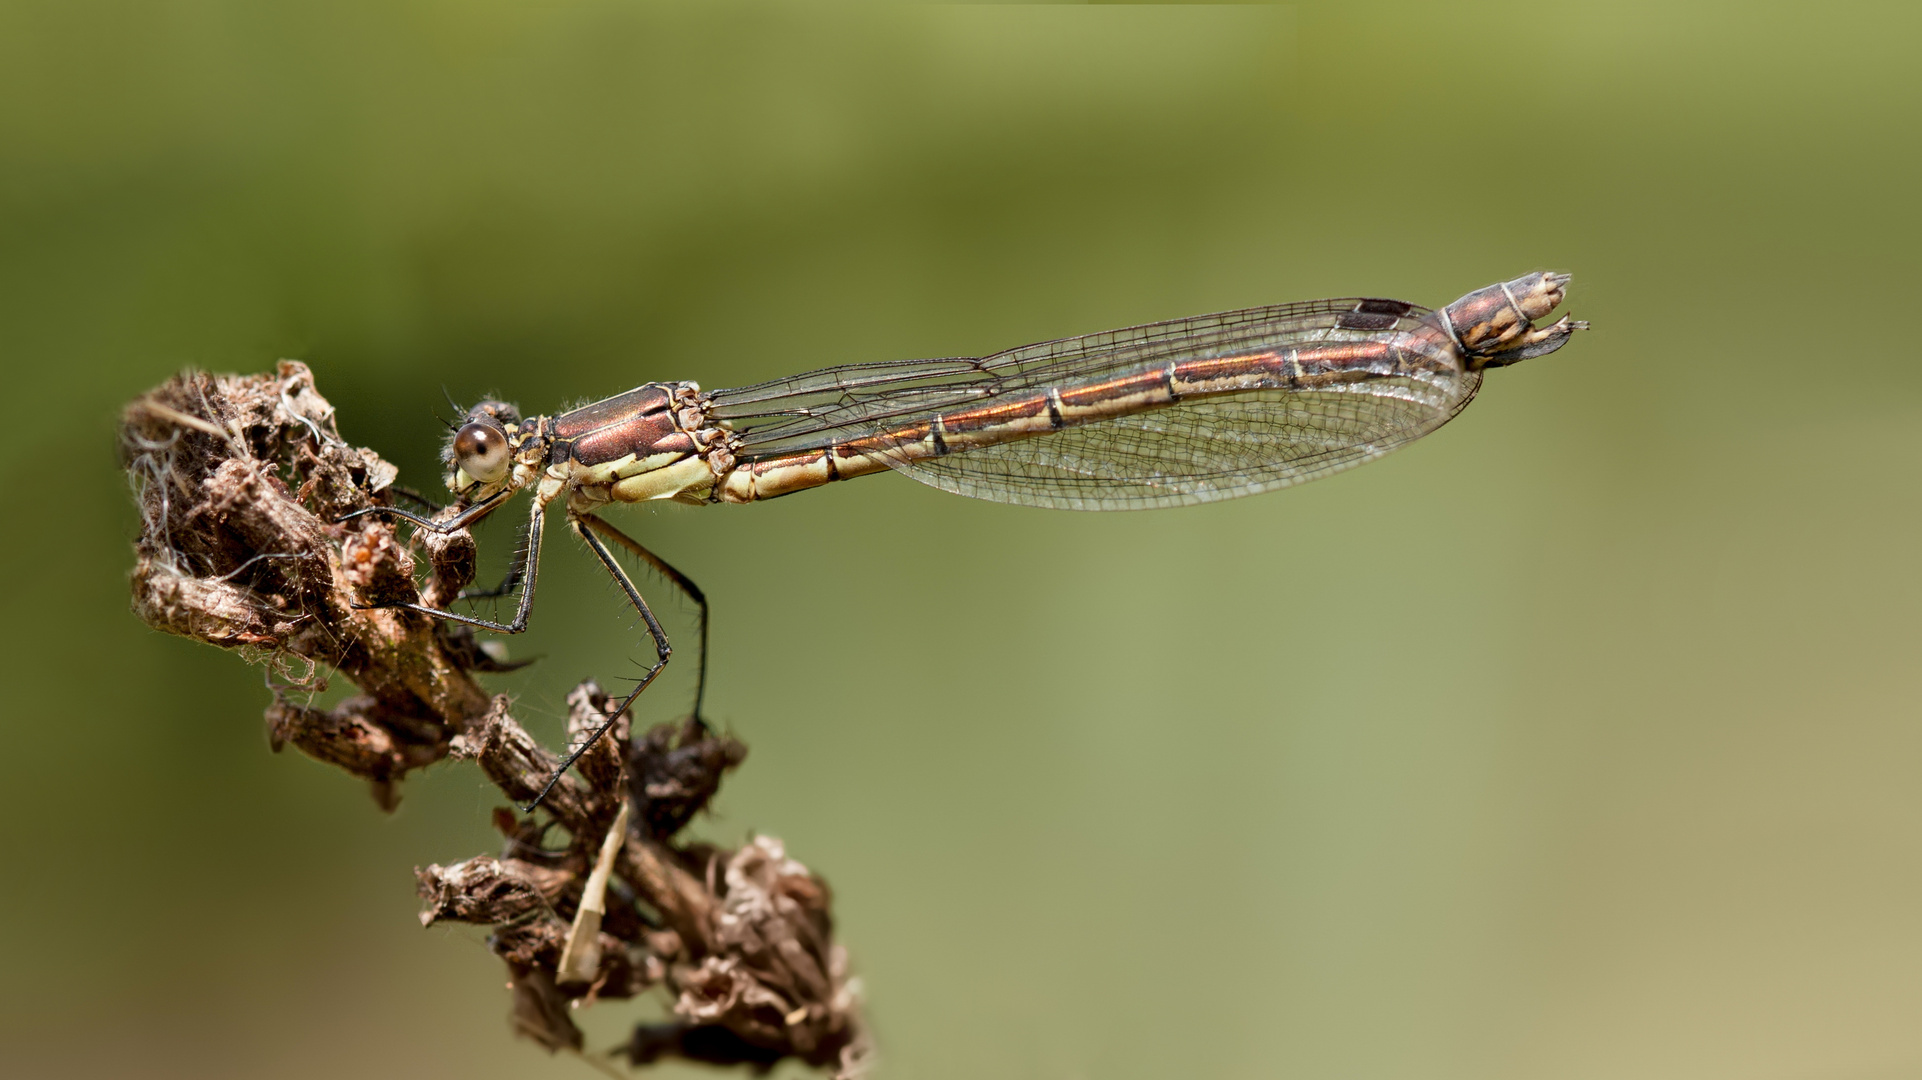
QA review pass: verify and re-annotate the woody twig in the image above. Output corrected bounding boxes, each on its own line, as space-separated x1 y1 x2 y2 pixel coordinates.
121 363 868 1076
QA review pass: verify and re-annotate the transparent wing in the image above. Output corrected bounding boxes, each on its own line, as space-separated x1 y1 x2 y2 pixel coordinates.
880 372 1480 511
708 296 1434 457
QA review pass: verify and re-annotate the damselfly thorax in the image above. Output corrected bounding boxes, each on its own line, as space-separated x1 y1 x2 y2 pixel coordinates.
345 271 1586 808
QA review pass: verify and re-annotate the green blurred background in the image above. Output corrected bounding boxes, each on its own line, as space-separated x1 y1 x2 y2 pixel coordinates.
4 2 1920 1078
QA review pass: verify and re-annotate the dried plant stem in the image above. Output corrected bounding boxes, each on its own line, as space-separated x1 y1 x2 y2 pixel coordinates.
121 363 869 1076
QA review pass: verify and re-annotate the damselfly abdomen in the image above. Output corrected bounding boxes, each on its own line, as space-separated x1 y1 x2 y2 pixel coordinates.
346 271 1586 807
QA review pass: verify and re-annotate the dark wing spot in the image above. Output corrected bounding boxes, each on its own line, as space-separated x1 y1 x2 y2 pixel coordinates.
1355 298 1415 316
1336 310 1401 331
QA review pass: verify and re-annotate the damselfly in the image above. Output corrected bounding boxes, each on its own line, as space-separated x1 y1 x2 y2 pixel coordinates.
345 271 1585 807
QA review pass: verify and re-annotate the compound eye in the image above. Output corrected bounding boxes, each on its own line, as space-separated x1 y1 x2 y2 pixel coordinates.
453 421 511 484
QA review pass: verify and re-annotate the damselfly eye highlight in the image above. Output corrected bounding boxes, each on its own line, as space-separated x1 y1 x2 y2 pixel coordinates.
453 421 511 483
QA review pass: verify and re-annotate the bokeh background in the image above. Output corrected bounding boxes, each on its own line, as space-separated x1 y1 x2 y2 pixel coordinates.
4 2 1920 1078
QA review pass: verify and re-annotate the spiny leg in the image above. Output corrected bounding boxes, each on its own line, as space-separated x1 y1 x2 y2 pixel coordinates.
385 485 444 514
350 494 547 634
343 489 534 609
455 515 536 603
577 511 712 724
336 486 511 534
523 513 676 812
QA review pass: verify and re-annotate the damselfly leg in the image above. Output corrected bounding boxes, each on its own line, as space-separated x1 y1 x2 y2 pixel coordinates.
339 494 711 811
342 494 547 635
375 484 545 604
386 485 445 513
455 522 536 603
528 513 678 810
578 512 710 722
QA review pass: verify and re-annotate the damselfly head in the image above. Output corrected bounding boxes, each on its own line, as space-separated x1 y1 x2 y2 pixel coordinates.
443 399 523 493
453 419 511 484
